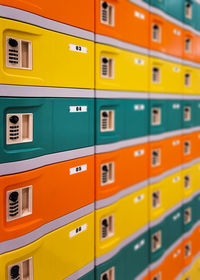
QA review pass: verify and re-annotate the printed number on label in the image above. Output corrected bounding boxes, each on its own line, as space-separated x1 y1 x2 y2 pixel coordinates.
69 106 87 112
69 224 87 238
69 44 87 53
70 164 87 175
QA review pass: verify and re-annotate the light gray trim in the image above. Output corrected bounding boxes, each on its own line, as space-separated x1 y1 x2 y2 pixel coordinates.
0 146 94 176
0 203 94 254
182 157 200 169
95 34 148 55
95 90 148 99
95 224 148 266
135 268 149 280
95 137 148 154
0 84 94 98
149 166 182 185
149 130 182 142
182 126 200 134
64 261 94 280
0 5 94 41
128 0 149 10
183 220 200 240
183 94 200 100
149 50 182 64
149 93 183 99
95 180 148 209
183 23 200 37
183 189 200 205
149 202 182 228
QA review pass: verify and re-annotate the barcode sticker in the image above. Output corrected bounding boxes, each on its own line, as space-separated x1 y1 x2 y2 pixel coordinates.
69 44 87 53
70 164 87 175
69 106 87 112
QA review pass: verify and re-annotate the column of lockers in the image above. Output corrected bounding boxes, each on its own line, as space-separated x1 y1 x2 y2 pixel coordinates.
0 2 95 280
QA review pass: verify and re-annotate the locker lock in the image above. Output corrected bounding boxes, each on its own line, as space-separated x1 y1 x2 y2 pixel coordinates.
102 219 109 228
9 191 19 202
8 38 18 48
102 165 109 172
102 274 109 280
102 2 108 9
9 115 19 124
102 111 108 117
10 265 20 279
102 57 108 64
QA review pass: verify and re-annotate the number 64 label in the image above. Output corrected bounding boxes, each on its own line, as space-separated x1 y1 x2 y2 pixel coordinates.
69 44 87 53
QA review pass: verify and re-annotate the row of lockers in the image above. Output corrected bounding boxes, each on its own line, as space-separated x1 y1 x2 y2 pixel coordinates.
2 0 200 61
1 17 200 92
1 189 200 280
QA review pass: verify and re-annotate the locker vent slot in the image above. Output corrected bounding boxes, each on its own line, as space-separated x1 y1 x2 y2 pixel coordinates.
152 24 161 42
152 149 161 167
100 110 115 132
151 108 161 126
6 37 32 69
6 113 33 145
100 267 115 280
185 2 192 19
101 162 114 185
185 242 191 257
185 38 191 53
101 57 114 78
184 175 191 189
101 1 115 26
185 73 191 87
184 141 191 155
152 231 162 252
152 190 161 209
7 186 32 222
101 215 114 240
152 67 161 83
184 207 192 224
152 272 162 280
184 106 191 121
8 258 33 280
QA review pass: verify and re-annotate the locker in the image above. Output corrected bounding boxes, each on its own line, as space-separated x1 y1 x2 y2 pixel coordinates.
95 187 148 258
193 130 200 159
182 133 195 164
192 257 200 280
95 143 148 202
124 231 149 280
164 135 182 170
149 222 165 264
182 99 195 129
183 29 195 62
96 98 148 145
183 197 195 233
192 162 200 194
0 155 94 244
193 193 200 225
183 66 197 95
182 164 195 200
150 12 184 58
0 212 94 280
95 0 149 48
167 99 182 133
192 224 200 259
95 43 148 91
0 97 94 165
194 34 200 63
149 57 182 94
149 99 167 135
149 140 165 179
149 170 182 222
194 99 200 126
162 242 184 280
149 265 164 280
0 0 94 32
165 0 186 23
0 18 94 88
183 0 196 28
183 234 194 270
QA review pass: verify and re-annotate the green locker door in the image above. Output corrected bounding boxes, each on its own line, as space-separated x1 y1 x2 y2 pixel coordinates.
150 0 166 12
194 2 200 30
166 0 183 22
194 100 200 127
183 199 195 233
95 99 125 145
79 270 94 280
150 222 165 264
124 231 149 280
53 98 94 152
193 193 200 224
183 0 195 28
0 97 52 164
95 249 125 280
149 99 167 135
167 100 182 132
182 100 195 129
124 99 148 140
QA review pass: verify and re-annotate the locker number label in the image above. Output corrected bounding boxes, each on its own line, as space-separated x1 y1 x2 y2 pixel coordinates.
69 106 87 112
134 194 144 203
134 104 145 110
69 224 87 238
70 164 87 175
134 11 145 20
172 103 180 109
69 44 87 53
134 58 145 65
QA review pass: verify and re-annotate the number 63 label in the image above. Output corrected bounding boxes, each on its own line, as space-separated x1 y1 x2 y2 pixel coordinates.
69 44 87 53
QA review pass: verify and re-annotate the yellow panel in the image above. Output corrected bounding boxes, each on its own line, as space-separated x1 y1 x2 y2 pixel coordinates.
182 164 198 199
95 187 148 257
149 57 183 94
149 171 183 222
182 65 198 95
0 212 94 280
95 43 148 91
0 18 94 88
192 162 200 193
180 267 193 280
193 256 200 279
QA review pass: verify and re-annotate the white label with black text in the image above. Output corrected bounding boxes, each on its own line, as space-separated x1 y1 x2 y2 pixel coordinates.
70 164 87 175
134 11 145 20
134 58 145 65
134 104 145 110
69 106 87 112
173 29 181 36
69 44 87 53
69 224 87 238
172 104 180 109
134 194 144 203
134 149 145 157
173 176 180 183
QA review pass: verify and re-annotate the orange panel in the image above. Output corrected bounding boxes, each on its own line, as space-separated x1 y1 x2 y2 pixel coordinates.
95 143 148 201
194 35 200 63
183 233 194 269
149 140 165 179
193 131 200 159
183 29 195 62
164 135 182 171
181 133 196 164
0 155 94 242
0 0 94 31
150 13 183 58
95 0 149 48
192 225 200 257
149 263 164 280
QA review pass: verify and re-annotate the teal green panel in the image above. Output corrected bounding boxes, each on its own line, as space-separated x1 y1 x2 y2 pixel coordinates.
183 199 195 233
194 100 200 127
182 100 195 129
193 193 200 224
95 99 125 145
149 222 165 264
95 249 125 280
124 99 148 140
167 100 182 132
149 99 167 135
0 97 52 164
150 0 166 12
124 231 149 280
166 0 183 22
194 2 200 30
79 270 94 280
164 207 183 249
183 0 195 28
53 98 94 152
